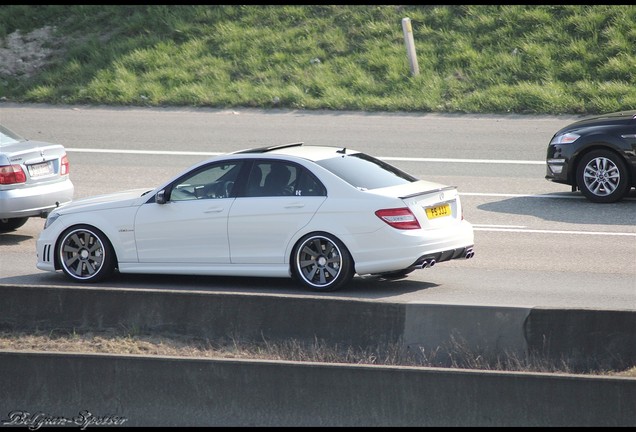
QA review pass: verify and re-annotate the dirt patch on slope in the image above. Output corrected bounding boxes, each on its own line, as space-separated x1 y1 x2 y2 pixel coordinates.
0 26 62 78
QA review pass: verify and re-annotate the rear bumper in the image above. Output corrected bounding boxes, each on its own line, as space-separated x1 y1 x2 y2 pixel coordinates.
0 178 74 219
348 219 475 275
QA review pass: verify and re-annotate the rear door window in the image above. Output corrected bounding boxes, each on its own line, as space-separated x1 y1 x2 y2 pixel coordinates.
243 161 326 197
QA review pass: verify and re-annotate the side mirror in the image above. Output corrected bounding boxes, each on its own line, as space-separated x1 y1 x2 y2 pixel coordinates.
155 189 167 204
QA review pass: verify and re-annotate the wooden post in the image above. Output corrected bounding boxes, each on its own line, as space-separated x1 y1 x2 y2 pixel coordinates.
402 17 419 76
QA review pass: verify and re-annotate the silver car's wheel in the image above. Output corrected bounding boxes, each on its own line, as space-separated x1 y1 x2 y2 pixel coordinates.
576 150 629 203
0 217 29 233
292 232 354 292
58 225 115 282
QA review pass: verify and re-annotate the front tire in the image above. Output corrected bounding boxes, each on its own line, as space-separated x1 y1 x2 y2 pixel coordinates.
576 150 629 203
291 232 354 292
57 225 116 282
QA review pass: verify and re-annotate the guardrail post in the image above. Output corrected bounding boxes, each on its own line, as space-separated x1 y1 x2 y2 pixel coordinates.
402 17 420 76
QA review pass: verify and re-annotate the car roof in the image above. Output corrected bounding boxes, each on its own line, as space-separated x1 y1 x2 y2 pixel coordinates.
231 142 361 162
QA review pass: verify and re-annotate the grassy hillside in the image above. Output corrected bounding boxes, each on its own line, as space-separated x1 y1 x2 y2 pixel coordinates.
0 5 635 115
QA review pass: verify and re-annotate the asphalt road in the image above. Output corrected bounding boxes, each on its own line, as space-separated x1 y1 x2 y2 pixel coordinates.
1 103 634 310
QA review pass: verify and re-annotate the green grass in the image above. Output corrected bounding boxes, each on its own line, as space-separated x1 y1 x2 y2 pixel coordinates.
0 5 634 114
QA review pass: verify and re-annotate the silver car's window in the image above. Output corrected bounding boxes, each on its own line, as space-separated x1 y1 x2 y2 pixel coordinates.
0 125 24 145
316 153 417 190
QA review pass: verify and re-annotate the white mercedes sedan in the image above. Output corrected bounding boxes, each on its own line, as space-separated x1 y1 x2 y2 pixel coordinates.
36 143 474 291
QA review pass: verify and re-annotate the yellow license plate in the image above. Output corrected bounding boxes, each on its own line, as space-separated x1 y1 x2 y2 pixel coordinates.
425 203 451 219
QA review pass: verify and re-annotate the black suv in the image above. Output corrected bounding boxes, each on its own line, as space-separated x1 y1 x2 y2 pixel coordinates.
546 110 636 203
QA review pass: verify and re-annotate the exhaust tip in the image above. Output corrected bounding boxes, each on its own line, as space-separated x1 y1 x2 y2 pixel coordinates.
419 259 434 269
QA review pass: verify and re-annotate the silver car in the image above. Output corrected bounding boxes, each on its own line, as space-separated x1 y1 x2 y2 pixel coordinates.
0 124 74 232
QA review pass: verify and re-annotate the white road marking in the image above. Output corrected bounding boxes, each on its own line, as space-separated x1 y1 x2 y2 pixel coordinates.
380 156 545 165
460 192 581 199
67 148 221 156
472 224 527 228
67 148 544 164
472 225 636 236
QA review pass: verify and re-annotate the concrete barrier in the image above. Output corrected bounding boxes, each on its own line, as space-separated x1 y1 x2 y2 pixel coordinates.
524 308 636 370
1 284 635 370
0 284 405 347
0 350 634 426
1 284 636 425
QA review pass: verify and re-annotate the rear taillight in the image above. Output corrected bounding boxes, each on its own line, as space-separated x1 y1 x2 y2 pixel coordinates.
0 164 27 185
60 154 70 175
375 208 421 230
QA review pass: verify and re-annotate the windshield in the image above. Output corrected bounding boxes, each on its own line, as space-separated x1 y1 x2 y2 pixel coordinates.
316 153 418 190
0 125 25 145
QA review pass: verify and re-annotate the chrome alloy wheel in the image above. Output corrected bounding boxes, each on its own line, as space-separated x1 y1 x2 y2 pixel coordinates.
293 233 353 291
577 149 629 203
58 226 114 282
582 156 620 197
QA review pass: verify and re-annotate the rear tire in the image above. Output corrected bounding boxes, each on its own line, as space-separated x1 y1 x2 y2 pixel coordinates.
291 232 354 292
576 150 629 203
57 225 116 282
0 217 29 233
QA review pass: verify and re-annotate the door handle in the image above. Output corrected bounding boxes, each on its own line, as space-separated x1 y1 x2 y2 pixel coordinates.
284 202 305 209
204 207 224 213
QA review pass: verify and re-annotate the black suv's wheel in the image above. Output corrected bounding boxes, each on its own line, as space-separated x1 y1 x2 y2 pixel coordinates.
291 232 354 292
0 217 29 233
57 225 116 282
576 150 630 203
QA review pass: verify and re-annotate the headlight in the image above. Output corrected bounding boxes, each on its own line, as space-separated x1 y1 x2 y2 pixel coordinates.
44 212 60 229
550 132 580 145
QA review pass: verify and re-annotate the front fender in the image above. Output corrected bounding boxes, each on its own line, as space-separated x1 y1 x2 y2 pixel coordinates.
48 207 140 265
